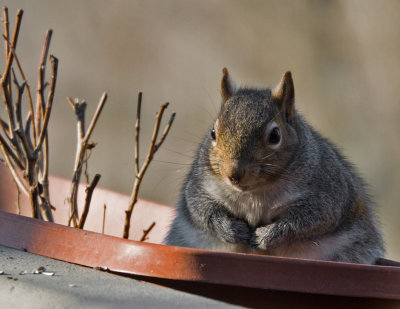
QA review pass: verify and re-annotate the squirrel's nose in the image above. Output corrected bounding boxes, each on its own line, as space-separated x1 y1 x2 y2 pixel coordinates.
225 160 244 185
228 175 241 185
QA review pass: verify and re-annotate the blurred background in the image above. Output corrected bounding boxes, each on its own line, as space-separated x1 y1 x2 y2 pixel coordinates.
1 0 400 260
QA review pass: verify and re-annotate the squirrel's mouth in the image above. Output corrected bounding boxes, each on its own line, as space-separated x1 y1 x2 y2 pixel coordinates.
223 170 260 192
231 183 256 192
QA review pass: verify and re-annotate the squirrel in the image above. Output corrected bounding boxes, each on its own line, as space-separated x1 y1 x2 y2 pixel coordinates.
164 68 384 264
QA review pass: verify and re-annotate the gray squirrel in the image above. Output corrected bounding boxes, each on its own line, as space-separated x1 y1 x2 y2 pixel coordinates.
164 68 384 264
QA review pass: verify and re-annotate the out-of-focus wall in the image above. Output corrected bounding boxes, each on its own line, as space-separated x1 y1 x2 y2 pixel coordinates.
2 0 400 260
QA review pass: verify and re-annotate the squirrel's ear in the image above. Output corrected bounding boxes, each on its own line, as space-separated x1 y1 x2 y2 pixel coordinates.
221 68 238 102
271 71 295 120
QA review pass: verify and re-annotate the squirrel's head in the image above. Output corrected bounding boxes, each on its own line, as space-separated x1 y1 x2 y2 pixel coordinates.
208 68 299 192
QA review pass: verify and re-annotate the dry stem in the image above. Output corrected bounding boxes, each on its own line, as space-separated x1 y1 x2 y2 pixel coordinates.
67 93 107 227
102 204 106 234
135 92 142 175
2 35 36 144
140 221 156 242
123 93 175 239
78 173 101 229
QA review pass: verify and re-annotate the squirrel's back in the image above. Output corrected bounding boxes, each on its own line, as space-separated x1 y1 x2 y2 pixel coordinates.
165 69 384 264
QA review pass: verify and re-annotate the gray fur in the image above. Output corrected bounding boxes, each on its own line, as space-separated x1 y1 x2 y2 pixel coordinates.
164 71 384 264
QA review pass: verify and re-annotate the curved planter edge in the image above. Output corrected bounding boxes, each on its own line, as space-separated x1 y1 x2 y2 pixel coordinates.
0 210 399 303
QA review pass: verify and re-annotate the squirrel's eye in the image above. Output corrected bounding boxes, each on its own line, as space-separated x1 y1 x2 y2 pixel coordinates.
268 127 281 145
211 126 216 140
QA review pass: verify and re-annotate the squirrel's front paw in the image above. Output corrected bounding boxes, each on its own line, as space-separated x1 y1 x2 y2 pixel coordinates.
229 219 252 244
217 219 251 244
250 224 278 250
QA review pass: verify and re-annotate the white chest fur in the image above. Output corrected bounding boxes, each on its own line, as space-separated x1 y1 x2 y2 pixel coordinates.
203 174 301 227
200 175 355 261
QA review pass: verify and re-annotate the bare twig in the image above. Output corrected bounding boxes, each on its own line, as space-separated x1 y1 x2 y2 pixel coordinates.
35 30 52 141
33 32 53 215
15 182 21 215
3 7 10 61
140 222 156 242
1 9 23 118
135 92 142 175
0 143 29 196
78 174 101 229
154 111 175 152
0 119 9 136
1 8 22 85
14 128 31 165
68 93 107 227
1 51 17 137
24 115 32 144
123 94 175 239
83 92 107 144
84 161 90 183
11 69 26 131
0 133 24 169
2 7 11 97
35 54 58 222
0 116 10 138
3 36 36 144
67 98 86 227
34 55 57 153
102 204 106 234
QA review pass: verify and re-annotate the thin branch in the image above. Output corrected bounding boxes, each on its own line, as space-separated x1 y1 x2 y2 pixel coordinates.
14 128 32 165
82 92 107 144
3 7 10 61
12 71 33 165
0 132 24 169
67 98 86 227
0 11 27 167
12 68 26 131
35 30 52 141
84 150 90 183
15 182 21 215
0 118 9 135
67 93 107 227
38 199 53 222
2 7 11 97
1 9 23 83
36 57 58 223
136 103 175 181
78 174 101 229
140 222 156 242
0 143 29 197
146 102 169 162
135 92 142 175
2 35 36 144
24 113 31 143
34 55 58 154
154 112 176 152
123 97 175 239
102 204 106 234
1 52 16 137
